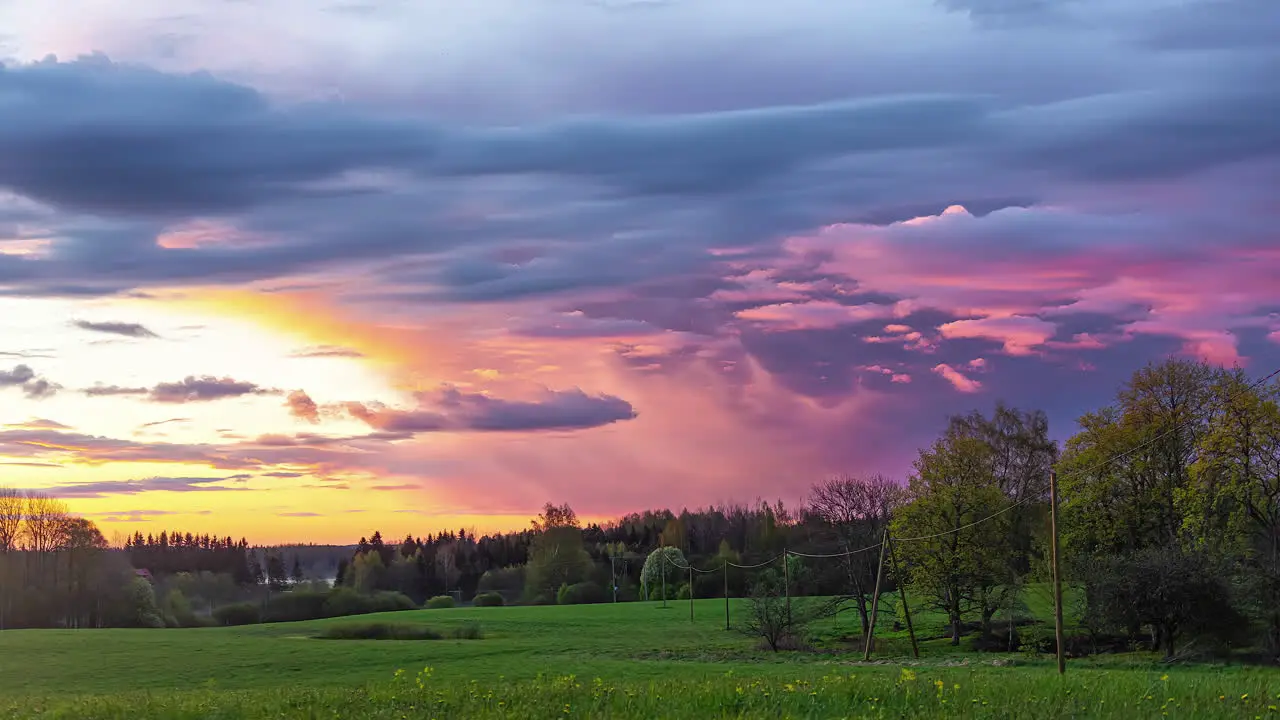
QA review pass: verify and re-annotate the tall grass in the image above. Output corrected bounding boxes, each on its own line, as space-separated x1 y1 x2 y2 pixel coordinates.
9 666 1279 719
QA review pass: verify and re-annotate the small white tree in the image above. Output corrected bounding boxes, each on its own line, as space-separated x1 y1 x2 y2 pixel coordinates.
640 547 686 600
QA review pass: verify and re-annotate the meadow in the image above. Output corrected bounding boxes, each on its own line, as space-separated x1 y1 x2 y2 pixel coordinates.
2 598 1279 719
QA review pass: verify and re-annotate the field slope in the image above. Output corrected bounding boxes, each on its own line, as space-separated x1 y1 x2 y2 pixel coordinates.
1 600 1277 718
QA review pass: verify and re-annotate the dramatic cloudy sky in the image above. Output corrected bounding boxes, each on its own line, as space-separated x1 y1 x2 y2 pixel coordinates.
0 0 1277 543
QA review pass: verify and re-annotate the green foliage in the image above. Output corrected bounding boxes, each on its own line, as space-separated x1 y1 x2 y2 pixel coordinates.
472 592 504 607
211 602 260 626
322 588 416 617
121 576 165 628
426 595 455 609
476 566 524 603
346 552 386 594
1087 546 1245 658
557 581 606 605
893 430 1015 644
263 590 330 622
676 583 691 600
524 505 592 600
160 588 204 628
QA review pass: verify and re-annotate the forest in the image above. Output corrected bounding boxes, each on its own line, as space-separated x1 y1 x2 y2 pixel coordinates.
2 357 1278 660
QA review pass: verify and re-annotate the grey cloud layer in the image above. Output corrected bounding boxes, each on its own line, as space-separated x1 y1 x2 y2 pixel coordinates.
0 6 1274 299
344 387 637 433
71 319 159 338
83 376 274 403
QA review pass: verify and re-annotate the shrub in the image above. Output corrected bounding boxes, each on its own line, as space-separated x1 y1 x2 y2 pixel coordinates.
473 592 504 607
321 588 417 618
263 590 329 623
451 621 484 639
476 566 525 603
426 595 455 609
372 591 417 612
557 581 607 605
317 622 443 640
530 592 556 606
212 602 261 626
676 583 691 600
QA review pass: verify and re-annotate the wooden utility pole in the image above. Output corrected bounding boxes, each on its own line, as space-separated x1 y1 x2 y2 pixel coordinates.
783 549 792 626
1049 468 1066 675
885 530 919 658
863 528 889 660
723 562 730 631
688 566 694 622
661 551 668 609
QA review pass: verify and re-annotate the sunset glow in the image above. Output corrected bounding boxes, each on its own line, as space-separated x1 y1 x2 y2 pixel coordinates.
1 0 1278 544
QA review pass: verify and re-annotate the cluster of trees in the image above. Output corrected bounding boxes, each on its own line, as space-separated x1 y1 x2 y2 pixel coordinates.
882 360 1280 659
0 490 156 629
124 532 257 585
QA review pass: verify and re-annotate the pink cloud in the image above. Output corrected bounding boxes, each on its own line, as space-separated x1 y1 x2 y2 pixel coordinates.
735 301 895 330
939 315 1056 356
932 363 982 393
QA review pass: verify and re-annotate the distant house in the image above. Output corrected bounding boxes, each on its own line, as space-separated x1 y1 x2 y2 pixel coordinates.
134 568 153 583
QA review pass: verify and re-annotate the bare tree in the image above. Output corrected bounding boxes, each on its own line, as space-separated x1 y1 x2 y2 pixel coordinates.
806 474 903 636
0 487 24 553
0 487 24 630
741 567 840 651
21 492 69 554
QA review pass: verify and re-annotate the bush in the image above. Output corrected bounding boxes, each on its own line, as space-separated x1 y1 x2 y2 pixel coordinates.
321 588 417 618
530 592 556 606
557 581 607 605
368 591 418 613
426 595 455 609
676 583 691 600
317 622 443 640
263 590 330 623
212 602 261 626
1087 546 1246 658
473 592 504 607
451 621 484 639
476 566 525 603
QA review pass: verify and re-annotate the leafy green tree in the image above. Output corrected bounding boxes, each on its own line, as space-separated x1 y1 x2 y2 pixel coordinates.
348 551 385 594
1060 358 1216 557
524 503 591 600
893 432 1015 644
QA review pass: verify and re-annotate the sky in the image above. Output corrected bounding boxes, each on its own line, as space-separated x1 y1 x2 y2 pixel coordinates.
0 0 1277 544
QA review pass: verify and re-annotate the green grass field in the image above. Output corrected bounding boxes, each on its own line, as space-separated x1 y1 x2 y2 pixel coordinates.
1 599 1278 718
